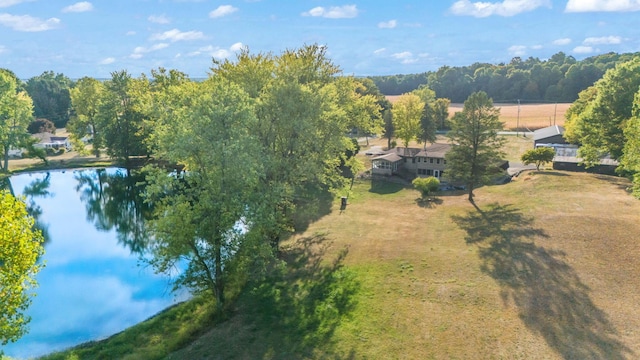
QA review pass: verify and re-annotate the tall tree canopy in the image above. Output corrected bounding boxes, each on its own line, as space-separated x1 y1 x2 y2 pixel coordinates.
211 45 367 249
621 91 640 197
411 86 437 147
146 77 261 308
24 71 72 128
564 57 640 165
392 93 424 150
0 191 45 345
96 70 150 163
68 77 105 157
1 69 34 172
445 91 505 201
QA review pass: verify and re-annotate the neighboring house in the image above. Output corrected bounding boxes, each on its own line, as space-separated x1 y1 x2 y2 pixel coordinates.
533 125 619 174
533 125 566 147
8 147 24 158
32 133 72 151
371 143 452 180
552 146 619 175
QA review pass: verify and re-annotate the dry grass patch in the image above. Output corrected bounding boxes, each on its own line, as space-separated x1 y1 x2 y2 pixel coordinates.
165 168 640 359
386 96 569 131
279 171 640 359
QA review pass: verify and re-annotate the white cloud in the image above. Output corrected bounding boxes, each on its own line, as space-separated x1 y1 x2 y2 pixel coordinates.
583 35 622 45
531 44 543 50
99 57 115 65
373 48 386 54
553 38 572 45
302 5 359 18
148 14 170 24
188 43 243 59
229 42 244 51
209 5 238 18
566 0 640 12
150 28 204 42
130 43 169 58
62 2 93 13
0 45 6 53
0 13 60 31
573 45 595 54
450 0 551 17
126 30 136 36
0 0 33 8
392 51 418 64
508 45 527 56
378 19 397 29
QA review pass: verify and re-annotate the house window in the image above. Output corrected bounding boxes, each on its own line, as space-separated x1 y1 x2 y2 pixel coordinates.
436 159 441 164
427 169 433 176
444 159 447 165
412 158 415 163
429 158 434 163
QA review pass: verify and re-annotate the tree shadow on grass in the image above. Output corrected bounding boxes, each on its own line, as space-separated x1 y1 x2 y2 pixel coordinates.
452 203 632 360
291 186 334 234
241 233 359 358
369 178 406 194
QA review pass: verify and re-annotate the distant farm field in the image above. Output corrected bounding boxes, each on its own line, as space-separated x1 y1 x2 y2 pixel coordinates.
386 95 570 131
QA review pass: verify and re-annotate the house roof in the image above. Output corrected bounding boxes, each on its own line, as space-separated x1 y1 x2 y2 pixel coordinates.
554 155 620 166
32 133 68 144
372 152 402 162
533 125 565 141
416 143 452 158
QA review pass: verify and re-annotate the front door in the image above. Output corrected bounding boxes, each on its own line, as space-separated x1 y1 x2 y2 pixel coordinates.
434 170 440 178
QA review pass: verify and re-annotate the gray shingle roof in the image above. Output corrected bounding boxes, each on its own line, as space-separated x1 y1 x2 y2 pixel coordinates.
533 125 565 141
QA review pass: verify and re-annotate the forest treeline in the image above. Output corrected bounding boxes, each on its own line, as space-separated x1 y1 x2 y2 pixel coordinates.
369 51 640 103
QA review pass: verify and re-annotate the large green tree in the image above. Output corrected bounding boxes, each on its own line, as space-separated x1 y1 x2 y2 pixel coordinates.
212 45 363 250
0 191 45 344
1 70 34 172
445 91 505 201
146 77 263 308
68 77 105 157
97 71 149 164
24 71 72 128
412 86 437 147
621 90 640 197
433 97 451 130
392 93 424 151
564 57 640 165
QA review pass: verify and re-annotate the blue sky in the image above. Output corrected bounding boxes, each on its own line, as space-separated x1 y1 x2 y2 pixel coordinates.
1 0 639 79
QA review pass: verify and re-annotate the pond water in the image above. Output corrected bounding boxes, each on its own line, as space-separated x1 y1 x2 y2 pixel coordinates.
2 168 186 359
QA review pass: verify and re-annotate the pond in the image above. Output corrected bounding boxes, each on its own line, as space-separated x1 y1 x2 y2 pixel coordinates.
2 168 186 359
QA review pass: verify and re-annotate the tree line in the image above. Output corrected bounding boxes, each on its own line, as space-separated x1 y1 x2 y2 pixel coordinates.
564 56 640 197
370 51 640 103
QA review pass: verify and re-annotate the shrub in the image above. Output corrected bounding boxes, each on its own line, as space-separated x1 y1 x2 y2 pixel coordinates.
412 176 440 198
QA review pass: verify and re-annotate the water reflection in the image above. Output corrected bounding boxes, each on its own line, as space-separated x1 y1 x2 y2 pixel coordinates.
2 169 183 359
75 168 153 254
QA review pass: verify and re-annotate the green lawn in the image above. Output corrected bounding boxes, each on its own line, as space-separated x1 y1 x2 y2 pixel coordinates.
33 142 640 359
166 171 639 359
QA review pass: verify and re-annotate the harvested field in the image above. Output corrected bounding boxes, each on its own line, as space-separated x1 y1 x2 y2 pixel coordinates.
386 95 570 131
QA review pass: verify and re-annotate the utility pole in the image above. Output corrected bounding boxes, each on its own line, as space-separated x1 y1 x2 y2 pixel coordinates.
516 99 520 137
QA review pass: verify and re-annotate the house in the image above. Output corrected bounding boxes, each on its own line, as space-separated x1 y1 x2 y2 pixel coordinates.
533 125 566 147
532 125 619 174
552 146 619 175
371 143 452 180
32 133 72 151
